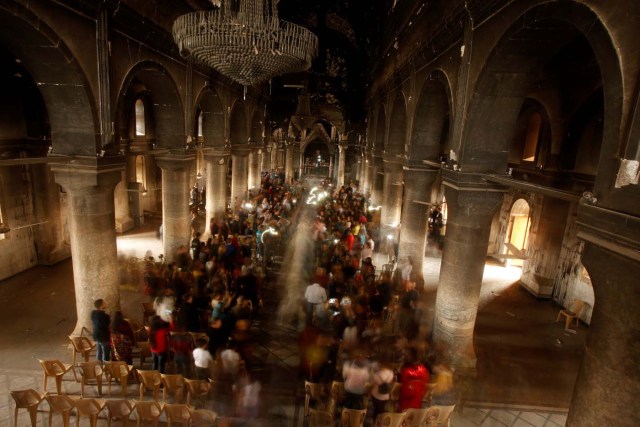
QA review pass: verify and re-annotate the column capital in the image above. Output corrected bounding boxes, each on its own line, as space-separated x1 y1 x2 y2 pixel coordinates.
154 150 196 171
382 152 404 164
231 145 253 157
203 147 231 160
49 154 125 190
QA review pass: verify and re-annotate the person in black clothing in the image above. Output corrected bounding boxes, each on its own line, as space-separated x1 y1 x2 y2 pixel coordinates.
91 298 111 363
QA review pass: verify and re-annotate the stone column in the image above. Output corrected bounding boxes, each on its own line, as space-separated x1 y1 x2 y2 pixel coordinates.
433 170 505 369
261 144 270 172
398 166 438 275
566 204 640 426
371 153 384 205
231 147 250 203
379 157 403 256
285 143 295 183
156 151 195 262
337 142 347 188
204 148 229 236
50 156 124 336
364 152 374 196
248 146 261 191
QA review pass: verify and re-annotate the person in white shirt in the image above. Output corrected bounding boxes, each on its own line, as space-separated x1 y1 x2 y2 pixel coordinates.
304 282 327 325
371 361 395 417
192 338 214 380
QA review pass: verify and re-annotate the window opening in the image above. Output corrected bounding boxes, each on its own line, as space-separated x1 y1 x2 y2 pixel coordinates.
135 99 145 137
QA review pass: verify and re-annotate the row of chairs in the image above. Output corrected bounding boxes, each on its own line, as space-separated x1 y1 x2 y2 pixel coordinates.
310 406 450 427
10 390 216 427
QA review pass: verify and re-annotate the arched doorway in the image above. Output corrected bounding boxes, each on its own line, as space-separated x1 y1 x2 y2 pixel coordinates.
503 199 531 267
303 140 330 176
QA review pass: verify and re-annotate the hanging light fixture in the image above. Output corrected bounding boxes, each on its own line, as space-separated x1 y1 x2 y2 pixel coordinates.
173 0 318 86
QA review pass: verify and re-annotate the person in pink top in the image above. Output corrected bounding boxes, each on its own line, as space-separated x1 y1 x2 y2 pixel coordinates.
149 315 172 373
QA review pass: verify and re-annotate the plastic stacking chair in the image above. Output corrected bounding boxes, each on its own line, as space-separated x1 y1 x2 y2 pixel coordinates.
405 407 439 427
190 409 217 426
557 299 587 330
161 374 186 403
309 409 334 427
10 389 45 427
142 302 155 325
76 361 104 397
137 370 162 401
105 399 135 427
106 361 134 397
164 403 193 427
374 411 411 427
39 359 75 394
388 382 401 411
69 336 96 364
44 393 76 427
136 341 152 368
329 380 346 415
184 378 211 408
134 400 164 427
431 404 455 427
304 380 328 416
341 407 367 427
75 398 106 427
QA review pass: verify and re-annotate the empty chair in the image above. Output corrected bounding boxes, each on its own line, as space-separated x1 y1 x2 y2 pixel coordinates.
69 336 96 364
190 409 217 426
76 361 104 397
161 374 185 403
105 361 134 397
305 380 328 416
405 407 439 427
134 400 164 427
431 404 455 427
10 389 45 427
164 403 193 427
374 411 411 427
341 408 367 427
184 378 211 408
44 393 76 427
75 398 106 427
105 399 135 427
557 299 587 330
309 409 334 427
39 359 75 394
142 302 155 325
137 369 162 401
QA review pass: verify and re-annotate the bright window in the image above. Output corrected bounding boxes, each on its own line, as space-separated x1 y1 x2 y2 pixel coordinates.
135 99 145 137
197 112 203 138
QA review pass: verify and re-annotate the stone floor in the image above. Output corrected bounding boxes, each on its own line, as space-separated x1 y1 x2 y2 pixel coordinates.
0 221 583 426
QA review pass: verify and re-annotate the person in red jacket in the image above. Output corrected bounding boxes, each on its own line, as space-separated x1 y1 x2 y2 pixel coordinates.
398 346 430 411
149 315 172 373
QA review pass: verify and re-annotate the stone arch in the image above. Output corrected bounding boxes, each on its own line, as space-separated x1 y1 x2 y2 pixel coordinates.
0 4 98 156
460 1 622 179
195 87 225 147
509 98 552 167
115 60 185 150
229 101 248 145
250 109 264 142
386 92 407 156
410 70 452 161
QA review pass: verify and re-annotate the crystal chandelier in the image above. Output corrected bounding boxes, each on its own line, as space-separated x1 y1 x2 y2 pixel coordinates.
173 0 318 86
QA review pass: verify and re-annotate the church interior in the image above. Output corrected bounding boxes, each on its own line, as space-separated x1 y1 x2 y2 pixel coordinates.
0 0 639 426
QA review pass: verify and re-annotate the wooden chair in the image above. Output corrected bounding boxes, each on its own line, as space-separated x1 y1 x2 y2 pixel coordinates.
142 302 155 325
44 393 76 427
74 398 106 427
106 361 135 397
137 370 162 401
161 373 186 403
405 407 439 427
557 299 587 330
76 361 104 397
309 409 334 427
184 378 211 408
341 407 367 427
304 380 329 416
164 403 193 427
431 404 455 427
105 399 136 427
134 400 164 427
39 359 75 394
374 411 411 427
10 389 45 427
190 409 217 426
69 336 96 364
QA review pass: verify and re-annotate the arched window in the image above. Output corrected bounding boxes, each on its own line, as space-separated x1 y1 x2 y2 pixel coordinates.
135 99 145 137
197 112 204 139
135 155 146 190
522 112 541 162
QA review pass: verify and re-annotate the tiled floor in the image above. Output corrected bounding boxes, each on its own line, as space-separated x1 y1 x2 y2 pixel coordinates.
0 219 582 426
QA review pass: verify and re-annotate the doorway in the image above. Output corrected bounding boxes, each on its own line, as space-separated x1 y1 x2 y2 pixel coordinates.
504 198 531 267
